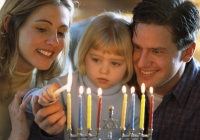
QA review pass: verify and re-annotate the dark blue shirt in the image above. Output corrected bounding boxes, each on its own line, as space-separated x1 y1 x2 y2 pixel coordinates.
153 58 200 140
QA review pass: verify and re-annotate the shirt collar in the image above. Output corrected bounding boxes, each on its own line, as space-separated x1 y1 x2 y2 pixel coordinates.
170 58 200 106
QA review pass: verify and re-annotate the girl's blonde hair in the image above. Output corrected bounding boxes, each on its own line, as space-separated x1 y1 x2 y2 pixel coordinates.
75 12 133 83
0 0 74 89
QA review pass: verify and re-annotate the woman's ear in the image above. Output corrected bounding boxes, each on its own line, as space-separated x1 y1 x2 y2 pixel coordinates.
3 14 12 33
182 42 196 62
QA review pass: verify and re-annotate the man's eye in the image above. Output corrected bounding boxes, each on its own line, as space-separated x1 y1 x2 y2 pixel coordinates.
153 49 162 54
134 45 142 51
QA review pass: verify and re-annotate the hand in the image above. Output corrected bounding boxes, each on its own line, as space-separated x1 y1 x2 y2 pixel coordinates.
38 83 60 106
8 89 32 140
33 97 66 135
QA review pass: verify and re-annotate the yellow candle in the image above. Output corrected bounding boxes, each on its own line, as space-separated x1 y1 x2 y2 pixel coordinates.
120 86 127 129
87 88 92 130
139 83 146 130
66 67 72 130
67 90 71 129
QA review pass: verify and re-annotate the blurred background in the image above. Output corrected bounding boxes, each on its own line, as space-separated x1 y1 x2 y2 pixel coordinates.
72 0 200 62
0 0 199 62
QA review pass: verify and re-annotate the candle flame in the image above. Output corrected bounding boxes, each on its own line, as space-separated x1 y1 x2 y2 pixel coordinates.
79 86 84 95
67 62 72 92
66 84 71 93
141 83 145 94
131 86 135 94
98 88 102 96
122 85 126 94
149 87 153 94
87 88 91 95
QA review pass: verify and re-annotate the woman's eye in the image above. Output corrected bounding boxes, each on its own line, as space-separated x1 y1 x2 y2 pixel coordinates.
37 27 46 32
57 32 66 37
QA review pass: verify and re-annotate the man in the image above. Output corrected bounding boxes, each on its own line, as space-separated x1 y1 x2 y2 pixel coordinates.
129 0 200 139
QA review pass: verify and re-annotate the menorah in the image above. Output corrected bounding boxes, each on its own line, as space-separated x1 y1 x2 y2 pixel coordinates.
66 105 153 140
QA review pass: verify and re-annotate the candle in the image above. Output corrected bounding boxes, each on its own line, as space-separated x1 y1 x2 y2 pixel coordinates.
78 86 83 129
120 85 127 129
67 84 71 129
130 86 135 129
148 87 154 129
139 83 145 130
66 67 72 129
55 64 73 96
87 88 92 130
96 88 102 129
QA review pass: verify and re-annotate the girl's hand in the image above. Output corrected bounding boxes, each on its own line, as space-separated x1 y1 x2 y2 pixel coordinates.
38 83 60 106
8 89 32 140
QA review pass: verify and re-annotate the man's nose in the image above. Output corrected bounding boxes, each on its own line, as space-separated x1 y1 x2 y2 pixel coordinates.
137 51 151 68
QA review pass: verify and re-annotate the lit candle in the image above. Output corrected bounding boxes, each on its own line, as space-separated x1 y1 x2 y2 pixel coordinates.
78 86 83 129
130 86 135 129
66 67 72 130
87 88 92 130
139 83 145 130
120 85 127 129
96 88 102 129
148 87 154 129
67 84 71 129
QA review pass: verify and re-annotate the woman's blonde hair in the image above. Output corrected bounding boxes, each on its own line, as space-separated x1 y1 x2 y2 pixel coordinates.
75 12 133 83
0 0 74 89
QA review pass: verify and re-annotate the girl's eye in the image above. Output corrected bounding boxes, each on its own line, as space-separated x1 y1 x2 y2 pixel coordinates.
92 58 100 62
37 27 46 32
112 62 120 66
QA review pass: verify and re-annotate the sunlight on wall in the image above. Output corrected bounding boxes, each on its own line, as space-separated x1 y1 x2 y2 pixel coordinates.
0 0 5 9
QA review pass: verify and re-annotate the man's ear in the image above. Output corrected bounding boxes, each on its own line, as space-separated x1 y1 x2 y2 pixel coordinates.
3 14 12 33
182 42 196 62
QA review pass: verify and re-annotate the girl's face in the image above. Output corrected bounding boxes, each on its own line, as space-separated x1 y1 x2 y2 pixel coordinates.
17 4 70 72
85 48 127 89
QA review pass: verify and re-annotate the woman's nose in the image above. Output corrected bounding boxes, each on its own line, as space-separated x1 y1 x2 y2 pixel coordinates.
46 32 59 47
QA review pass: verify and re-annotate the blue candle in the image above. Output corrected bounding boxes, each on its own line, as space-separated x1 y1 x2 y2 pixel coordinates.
130 87 135 129
78 86 83 129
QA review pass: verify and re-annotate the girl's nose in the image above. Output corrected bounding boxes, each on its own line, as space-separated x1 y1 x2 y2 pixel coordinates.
100 63 109 74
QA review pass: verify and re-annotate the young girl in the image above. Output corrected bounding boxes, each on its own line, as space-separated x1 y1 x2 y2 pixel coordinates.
24 12 140 139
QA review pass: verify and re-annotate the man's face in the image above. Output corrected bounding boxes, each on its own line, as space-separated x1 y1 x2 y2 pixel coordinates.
132 23 186 95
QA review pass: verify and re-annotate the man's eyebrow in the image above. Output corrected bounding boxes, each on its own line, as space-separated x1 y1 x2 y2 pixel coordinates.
34 19 68 28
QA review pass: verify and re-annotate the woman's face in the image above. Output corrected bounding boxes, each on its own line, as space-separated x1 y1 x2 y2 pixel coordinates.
17 4 70 72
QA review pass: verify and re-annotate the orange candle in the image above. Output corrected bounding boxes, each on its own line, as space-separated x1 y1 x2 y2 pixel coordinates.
148 87 154 129
96 88 102 129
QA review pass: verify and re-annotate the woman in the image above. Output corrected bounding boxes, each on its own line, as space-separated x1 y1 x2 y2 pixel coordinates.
0 0 74 140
